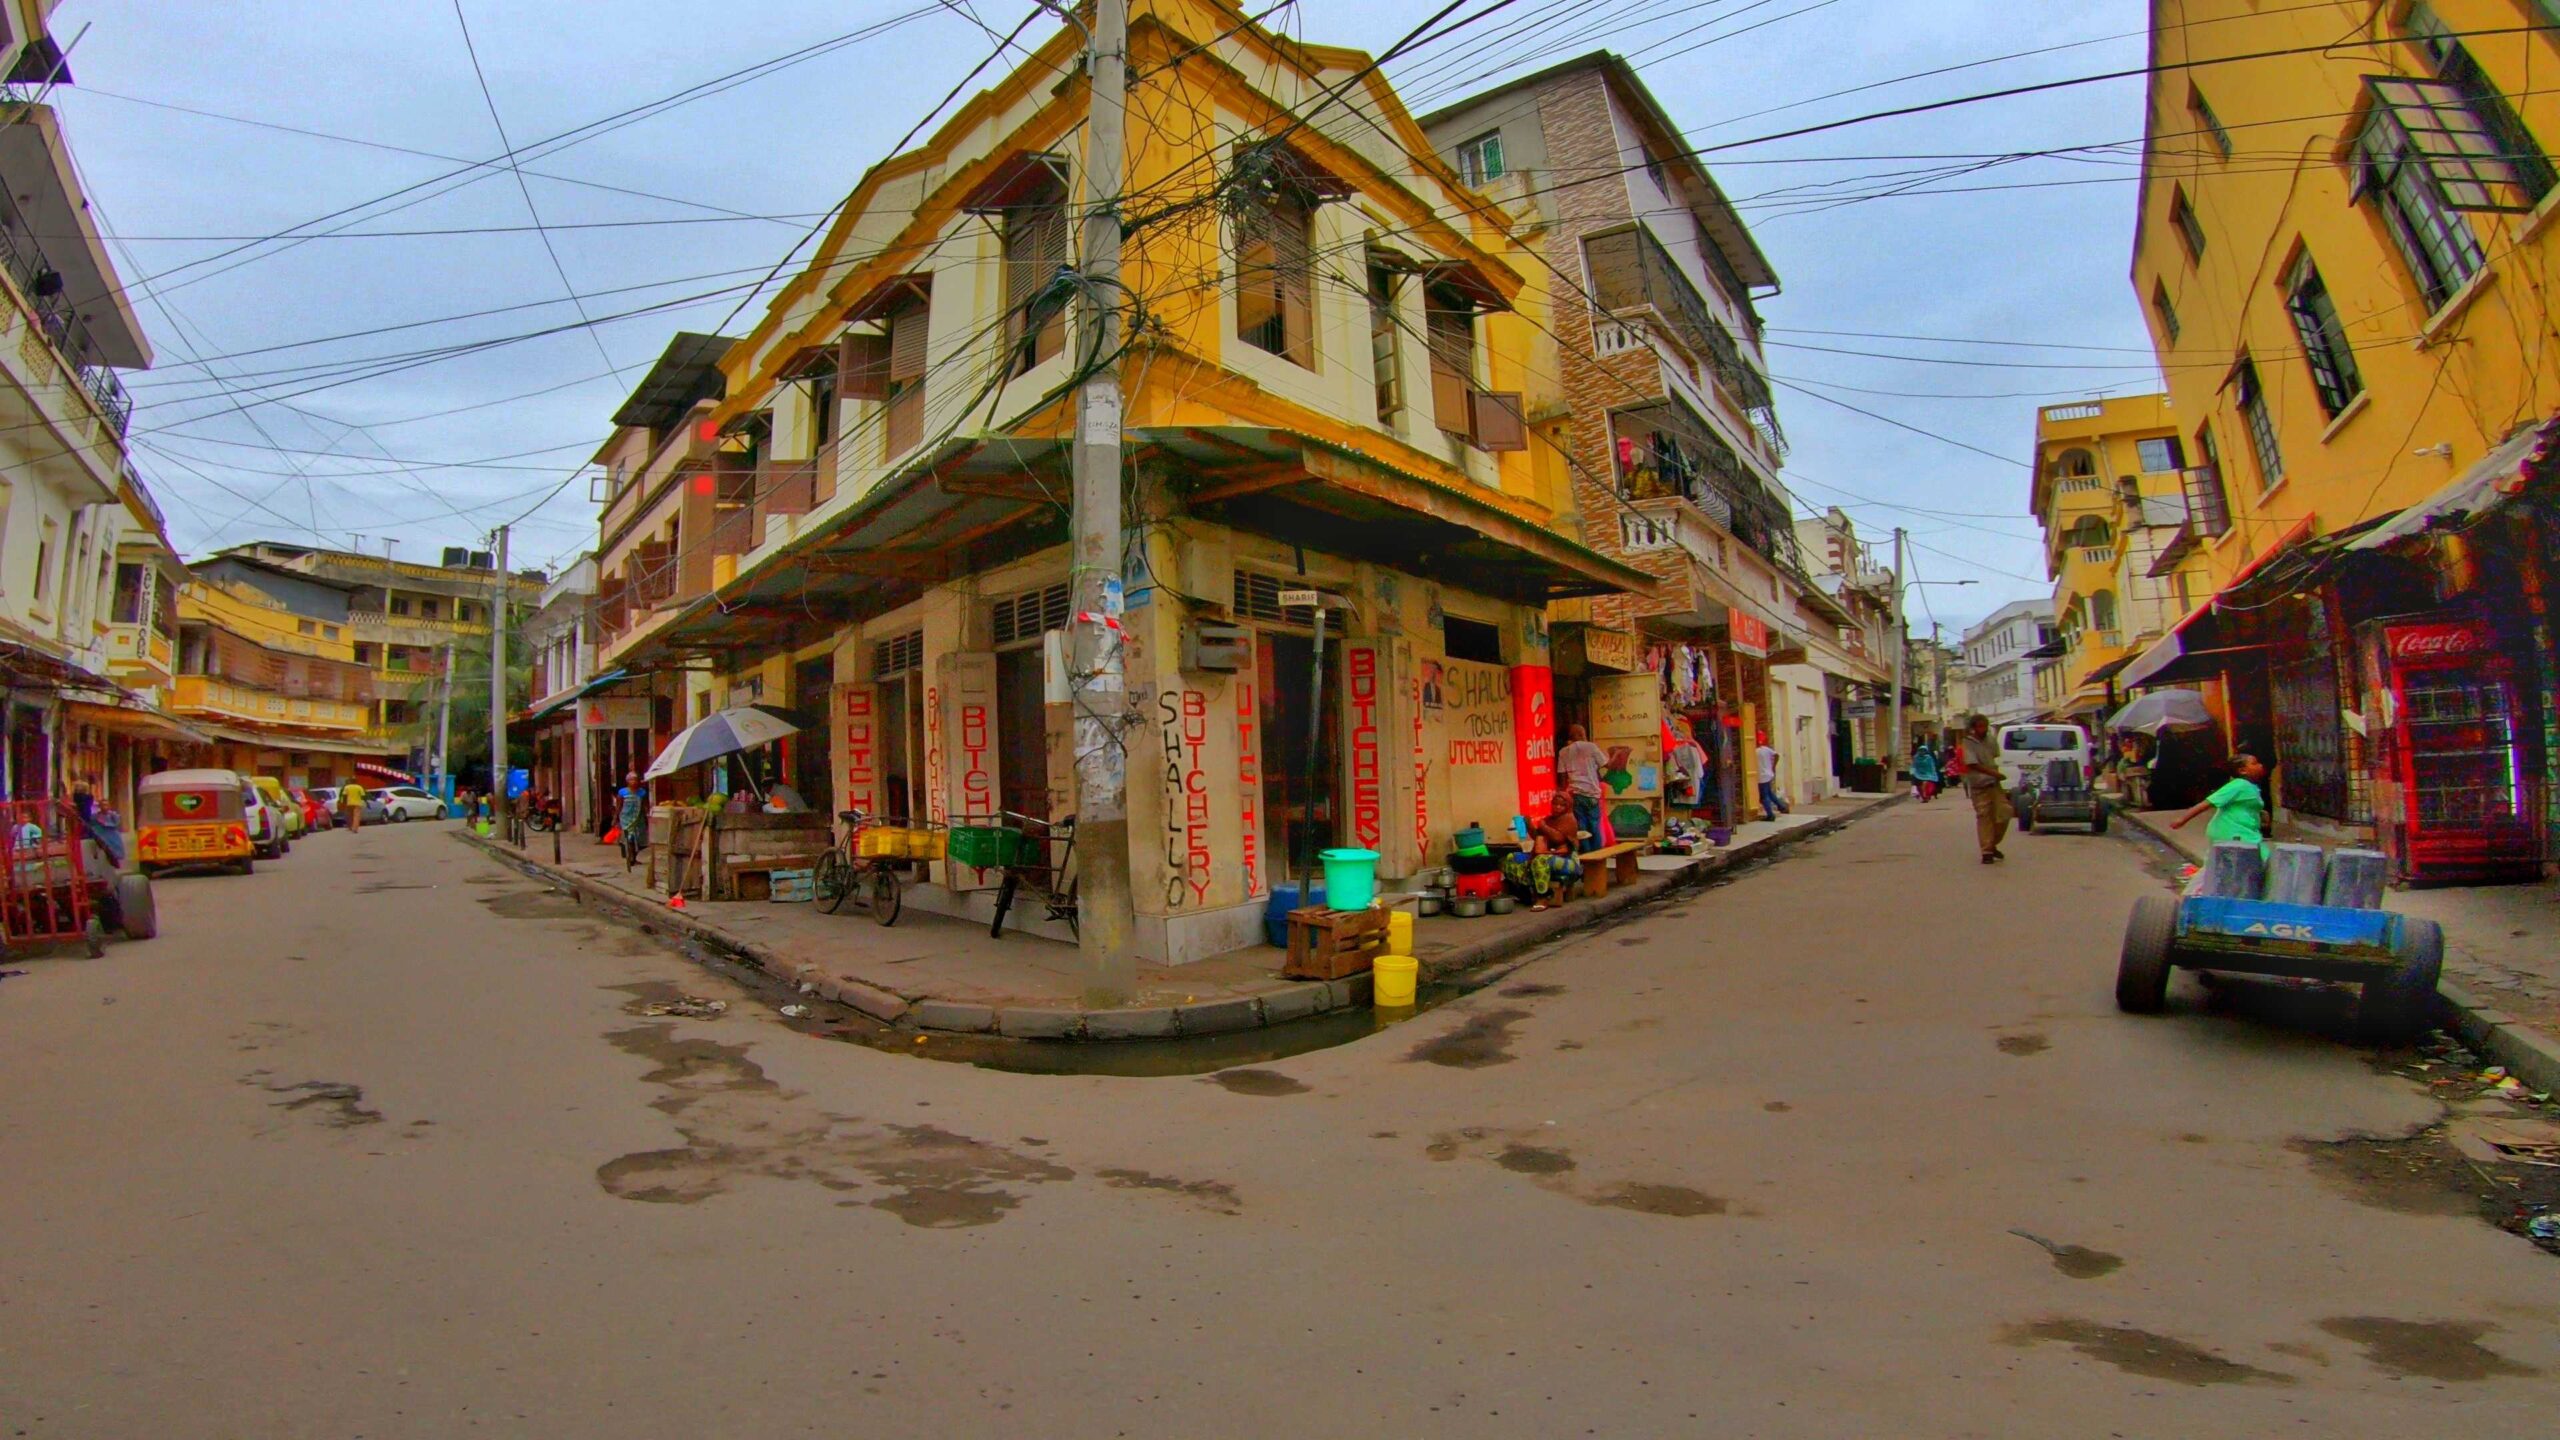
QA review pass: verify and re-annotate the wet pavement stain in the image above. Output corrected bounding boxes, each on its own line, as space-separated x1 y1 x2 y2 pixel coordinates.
1495 1144 1576 1176
1405 1008 1529 1068
2291 1131 2483 1217
2265 1341 2332 1367
2008 1229 2123 1279
244 1072 384 1129
1095 1167 1242 1216
1996 1032 2051 1057
1554 1040 1585 1052
1589 1182 1731 1218
595 1024 1073 1224
1613 937 1648 947
1763 1101 1793 1113
1499 982 1565 997
1207 1068 1309 1096
2315 1317 2538 1382
2002 1319 2294 1386
1424 1127 1491 1161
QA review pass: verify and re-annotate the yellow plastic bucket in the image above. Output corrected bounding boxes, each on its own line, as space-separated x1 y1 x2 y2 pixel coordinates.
1373 954 1419 1008
1386 909 1415 956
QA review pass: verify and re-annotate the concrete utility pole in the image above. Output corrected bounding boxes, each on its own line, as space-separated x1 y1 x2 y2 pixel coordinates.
1931 621 1946 734
435 639 455 801
1887 527 1907 780
1066 0 1134 1002
488 525 509 831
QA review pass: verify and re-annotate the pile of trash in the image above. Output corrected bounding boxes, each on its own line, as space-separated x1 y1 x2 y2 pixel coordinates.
2397 1031 2552 1107
638 996 728 1019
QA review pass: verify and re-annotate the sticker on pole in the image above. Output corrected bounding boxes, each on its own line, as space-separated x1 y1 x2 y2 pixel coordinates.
1080 388 1122 447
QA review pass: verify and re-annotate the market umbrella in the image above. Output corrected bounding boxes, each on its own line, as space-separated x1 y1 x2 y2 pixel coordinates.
643 704 810 781
2107 689 2215 735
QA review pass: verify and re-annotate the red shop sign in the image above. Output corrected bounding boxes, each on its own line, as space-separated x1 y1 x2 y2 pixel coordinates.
1728 608 1770 659
2386 621 2487 664
1510 664 1556 817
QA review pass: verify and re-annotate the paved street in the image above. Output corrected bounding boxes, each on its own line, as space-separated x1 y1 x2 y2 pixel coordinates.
3 802 2553 1437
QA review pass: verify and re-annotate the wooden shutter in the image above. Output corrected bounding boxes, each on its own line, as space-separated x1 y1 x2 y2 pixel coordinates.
1273 190 1313 366
1470 391 1527 451
885 301 928 456
837 332 889 402
1426 302 1474 440
1004 200 1069 372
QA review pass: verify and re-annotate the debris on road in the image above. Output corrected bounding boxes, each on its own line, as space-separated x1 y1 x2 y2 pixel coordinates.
780 1004 811 1018
639 997 728 1019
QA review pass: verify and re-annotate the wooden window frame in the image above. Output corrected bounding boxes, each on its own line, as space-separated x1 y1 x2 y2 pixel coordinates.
1234 182 1317 369
2282 251 2364 419
1001 180 1071 378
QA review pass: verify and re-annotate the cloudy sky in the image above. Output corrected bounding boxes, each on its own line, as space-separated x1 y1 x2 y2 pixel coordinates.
54 0 2170 631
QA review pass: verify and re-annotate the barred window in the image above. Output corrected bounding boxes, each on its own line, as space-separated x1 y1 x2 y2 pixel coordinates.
2185 429 2232 540
872 629 924 678
2150 281 2181 345
2283 252 2363 419
2169 186 2206 262
2233 359 2284 491
2187 83 2233 159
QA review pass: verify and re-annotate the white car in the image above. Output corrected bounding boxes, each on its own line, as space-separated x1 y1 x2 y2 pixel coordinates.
373 785 448 822
241 782 290 859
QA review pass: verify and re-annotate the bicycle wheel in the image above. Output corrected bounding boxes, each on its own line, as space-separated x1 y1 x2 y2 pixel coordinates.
989 871 1019 938
869 864 903 926
815 849 854 914
1057 876 1079 940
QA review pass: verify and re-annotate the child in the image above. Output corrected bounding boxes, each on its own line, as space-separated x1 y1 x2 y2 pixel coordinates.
2171 753 2269 856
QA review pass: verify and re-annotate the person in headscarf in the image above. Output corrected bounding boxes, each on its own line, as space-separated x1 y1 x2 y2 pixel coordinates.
1501 790 1587 911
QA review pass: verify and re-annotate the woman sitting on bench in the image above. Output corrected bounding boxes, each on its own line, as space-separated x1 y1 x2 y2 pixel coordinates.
1502 792 1587 911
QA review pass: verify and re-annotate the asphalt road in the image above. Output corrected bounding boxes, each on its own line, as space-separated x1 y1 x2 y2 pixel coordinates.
2 801 2551 1437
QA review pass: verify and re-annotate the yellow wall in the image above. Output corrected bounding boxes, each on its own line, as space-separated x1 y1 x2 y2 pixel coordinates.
2134 0 2560 599
2030 393 2193 701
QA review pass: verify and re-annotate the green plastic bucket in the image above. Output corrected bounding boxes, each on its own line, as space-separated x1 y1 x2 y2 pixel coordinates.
1319 848 1380 910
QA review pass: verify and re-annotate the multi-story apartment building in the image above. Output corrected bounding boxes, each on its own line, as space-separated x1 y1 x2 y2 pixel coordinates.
2124 1 2560 874
591 0 1649 968
517 555 666 834
0 3 163 801
1963 599 2057 728
1790 508 1899 790
171 569 392 790
2029 394 2199 724
1421 52 1824 775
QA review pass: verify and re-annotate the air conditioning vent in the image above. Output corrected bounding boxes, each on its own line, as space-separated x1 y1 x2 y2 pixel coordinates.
871 629 924 677
992 582 1070 646
1232 570 1315 627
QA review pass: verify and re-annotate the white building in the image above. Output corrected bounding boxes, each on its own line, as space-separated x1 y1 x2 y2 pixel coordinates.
1962 599 2056 728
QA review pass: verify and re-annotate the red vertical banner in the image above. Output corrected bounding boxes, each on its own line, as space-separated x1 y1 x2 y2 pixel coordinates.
1410 657 1429 863
1235 637 1264 898
1346 644 1383 850
835 683 876 818
1511 663 1556 818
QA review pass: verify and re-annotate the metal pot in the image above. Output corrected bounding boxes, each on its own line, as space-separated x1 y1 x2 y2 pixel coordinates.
1486 895 1518 914
1417 895 1444 916
1449 897 1488 918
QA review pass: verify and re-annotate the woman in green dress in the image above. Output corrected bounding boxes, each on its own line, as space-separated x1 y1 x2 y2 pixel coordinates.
2170 752 2269 856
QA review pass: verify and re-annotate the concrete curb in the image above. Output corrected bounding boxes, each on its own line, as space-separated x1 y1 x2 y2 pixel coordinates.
453 795 1898 1042
2112 804 2560 1094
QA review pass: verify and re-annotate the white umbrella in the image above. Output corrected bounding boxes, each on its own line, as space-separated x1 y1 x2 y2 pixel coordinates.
644 704 809 782
2107 689 2214 734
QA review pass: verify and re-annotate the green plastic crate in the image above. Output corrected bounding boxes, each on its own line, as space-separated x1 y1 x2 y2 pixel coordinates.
947 825 1026 869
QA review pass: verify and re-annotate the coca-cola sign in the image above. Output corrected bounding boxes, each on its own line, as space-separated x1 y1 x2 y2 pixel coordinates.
2387 622 2486 663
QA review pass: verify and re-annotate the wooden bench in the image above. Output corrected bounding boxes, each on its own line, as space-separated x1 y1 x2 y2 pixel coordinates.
1579 841 1646 898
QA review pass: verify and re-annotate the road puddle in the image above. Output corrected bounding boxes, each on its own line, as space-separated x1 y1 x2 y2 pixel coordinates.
2002 1318 2293 1386
2315 1317 2538 1381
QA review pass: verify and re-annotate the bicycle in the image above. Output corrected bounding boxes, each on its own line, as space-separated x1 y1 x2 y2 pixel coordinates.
987 811 1076 940
814 808 904 925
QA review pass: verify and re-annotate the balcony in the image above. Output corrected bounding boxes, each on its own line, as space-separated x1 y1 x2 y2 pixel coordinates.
0 114 143 461
174 676 370 732
104 621 173 682
2077 545 2117 566
1608 395 1797 571
1584 224 1785 463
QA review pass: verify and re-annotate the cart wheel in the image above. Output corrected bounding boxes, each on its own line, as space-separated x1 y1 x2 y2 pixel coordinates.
2116 895 2178 1014
2090 801 2109 835
83 915 106 958
2357 917 2444 1043
2017 804 2036 833
869 866 903 926
238 857 255 876
814 850 853 915
116 872 158 941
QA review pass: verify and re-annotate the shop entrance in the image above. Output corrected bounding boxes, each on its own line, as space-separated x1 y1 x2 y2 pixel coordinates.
791 656 834 816
993 646 1050 822
1258 631 1343 884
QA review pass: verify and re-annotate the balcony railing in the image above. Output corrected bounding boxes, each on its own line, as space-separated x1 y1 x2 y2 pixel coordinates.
2077 545 2117 565
0 184 133 439
1585 224 1785 462
1609 395 1798 571
173 675 369 731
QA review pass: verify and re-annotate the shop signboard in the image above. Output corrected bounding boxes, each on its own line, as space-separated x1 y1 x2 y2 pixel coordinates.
832 683 878 821
1559 625 1641 674
1443 659 1515 832
1590 671 1664 839
1343 643 1384 851
1509 663 1556 818
1728 608 1771 659
939 654 1001 889
579 697 651 730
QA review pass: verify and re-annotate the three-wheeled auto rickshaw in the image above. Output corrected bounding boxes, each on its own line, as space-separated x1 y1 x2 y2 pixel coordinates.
135 768 257 877
1 796 158 958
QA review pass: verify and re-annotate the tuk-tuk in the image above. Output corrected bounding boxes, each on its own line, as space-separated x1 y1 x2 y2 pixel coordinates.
1 796 158 956
136 768 257 875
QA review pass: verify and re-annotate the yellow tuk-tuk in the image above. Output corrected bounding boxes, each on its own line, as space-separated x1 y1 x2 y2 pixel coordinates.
136 768 256 876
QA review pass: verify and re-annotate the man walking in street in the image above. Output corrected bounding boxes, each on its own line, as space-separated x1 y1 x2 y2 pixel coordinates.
1754 732 1788 823
340 779 365 833
1954 714 2010 864
1556 724 1607 853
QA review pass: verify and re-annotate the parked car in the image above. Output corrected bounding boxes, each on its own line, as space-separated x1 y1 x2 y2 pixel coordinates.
252 777 305 838
290 787 335 831
375 785 445 822
1996 723 2092 813
134 768 254 876
240 782 290 860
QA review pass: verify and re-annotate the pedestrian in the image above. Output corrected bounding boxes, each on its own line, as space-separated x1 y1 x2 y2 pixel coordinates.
616 771 649 870
1910 739 1941 803
1555 723 1608 854
1667 722 1709 811
1953 714 2010 864
341 778 366 833
1753 732 1788 822
2171 752 2269 858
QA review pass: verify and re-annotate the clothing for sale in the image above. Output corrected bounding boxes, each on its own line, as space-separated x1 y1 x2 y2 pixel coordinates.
1668 739 1708 806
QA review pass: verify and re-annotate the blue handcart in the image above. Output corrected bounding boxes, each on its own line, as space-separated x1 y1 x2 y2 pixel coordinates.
2116 841 2443 1041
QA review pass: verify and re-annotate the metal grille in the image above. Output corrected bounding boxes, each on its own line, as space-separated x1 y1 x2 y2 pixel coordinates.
872 629 923 677
2283 256 2364 419
2273 654 2354 821
992 583 1069 646
1232 571 1315 627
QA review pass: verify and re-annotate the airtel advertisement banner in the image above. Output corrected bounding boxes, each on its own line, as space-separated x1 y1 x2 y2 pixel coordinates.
1510 663 1556 817
2385 621 2488 664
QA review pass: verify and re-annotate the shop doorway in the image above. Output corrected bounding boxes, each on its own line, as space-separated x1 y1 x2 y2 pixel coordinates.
791 656 834 816
994 646 1049 821
1258 632 1343 883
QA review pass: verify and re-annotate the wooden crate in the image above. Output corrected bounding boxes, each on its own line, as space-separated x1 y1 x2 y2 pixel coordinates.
1283 906 1390 981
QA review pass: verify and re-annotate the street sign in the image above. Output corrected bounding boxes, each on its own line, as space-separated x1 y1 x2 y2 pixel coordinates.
1279 589 1321 609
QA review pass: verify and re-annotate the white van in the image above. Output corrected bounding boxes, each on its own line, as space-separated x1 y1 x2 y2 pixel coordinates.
1996 722 2093 798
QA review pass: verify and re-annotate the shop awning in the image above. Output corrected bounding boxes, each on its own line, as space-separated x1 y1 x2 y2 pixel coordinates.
63 695 215 746
186 722 405 758
2118 518 2316 689
0 635 118 694
526 668 632 723
2083 652 2139 685
2346 415 2559 554
357 760 417 784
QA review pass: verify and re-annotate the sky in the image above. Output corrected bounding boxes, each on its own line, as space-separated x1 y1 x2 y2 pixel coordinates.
50 0 2179 632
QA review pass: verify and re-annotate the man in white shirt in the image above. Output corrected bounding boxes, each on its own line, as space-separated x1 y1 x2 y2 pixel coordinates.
1754 732 1788 822
1555 723 1608 852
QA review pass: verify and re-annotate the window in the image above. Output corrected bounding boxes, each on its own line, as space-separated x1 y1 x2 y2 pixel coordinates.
1001 178 1070 377
2150 281 2181 345
1232 570 1316 627
32 522 56 612
2169 186 2206 262
991 583 1069 647
419 599 441 621
883 296 931 456
2354 98 2493 311
1368 262 1403 427
296 619 317 636
323 624 339 640
2187 83 2234 158
2186 426 2233 538
112 562 146 624
389 597 411 616
1425 283 1477 440
2135 436 2184 473
872 629 924 678
1453 130 1505 187
1442 615 1502 664
1234 181 1316 368
2283 251 2364 419
2402 4 2557 205
2233 359 2284 490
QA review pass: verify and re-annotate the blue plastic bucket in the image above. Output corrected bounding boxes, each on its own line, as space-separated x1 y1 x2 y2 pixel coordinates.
1264 882 1325 947
1319 848 1381 910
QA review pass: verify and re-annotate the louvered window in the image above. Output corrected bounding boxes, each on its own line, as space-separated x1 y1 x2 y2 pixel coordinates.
872 629 924 677
1425 284 1476 440
1235 183 1315 368
884 298 930 457
1003 185 1070 377
1232 570 1315 627
992 582 1070 646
